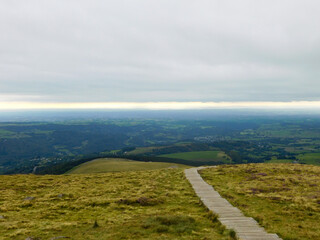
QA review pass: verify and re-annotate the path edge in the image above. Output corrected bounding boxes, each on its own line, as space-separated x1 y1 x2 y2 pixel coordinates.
185 167 282 240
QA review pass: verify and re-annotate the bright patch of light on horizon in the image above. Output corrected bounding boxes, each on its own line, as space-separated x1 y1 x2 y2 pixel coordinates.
1 101 320 110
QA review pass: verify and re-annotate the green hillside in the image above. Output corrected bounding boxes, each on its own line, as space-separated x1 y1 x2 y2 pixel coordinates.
297 153 320 165
158 151 231 163
67 158 189 174
265 159 293 164
0 169 233 240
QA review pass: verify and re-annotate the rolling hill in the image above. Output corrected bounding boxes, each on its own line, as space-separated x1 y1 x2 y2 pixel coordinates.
66 158 189 174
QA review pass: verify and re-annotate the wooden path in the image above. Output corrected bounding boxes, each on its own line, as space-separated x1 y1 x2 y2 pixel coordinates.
185 167 281 240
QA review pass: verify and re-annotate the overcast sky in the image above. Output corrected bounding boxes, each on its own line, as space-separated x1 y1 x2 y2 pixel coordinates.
0 0 319 105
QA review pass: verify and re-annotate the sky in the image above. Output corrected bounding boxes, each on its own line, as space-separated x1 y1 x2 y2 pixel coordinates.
0 0 320 109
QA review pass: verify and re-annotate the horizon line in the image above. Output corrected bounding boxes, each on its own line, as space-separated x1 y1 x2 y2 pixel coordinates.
1 101 320 110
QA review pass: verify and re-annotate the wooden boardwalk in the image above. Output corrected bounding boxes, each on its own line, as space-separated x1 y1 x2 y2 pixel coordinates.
185 167 281 240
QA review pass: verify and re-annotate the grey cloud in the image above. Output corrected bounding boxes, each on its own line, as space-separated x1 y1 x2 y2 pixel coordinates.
0 0 319 102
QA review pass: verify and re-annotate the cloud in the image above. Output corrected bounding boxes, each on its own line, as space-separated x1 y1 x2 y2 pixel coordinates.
0 0 319 103
2 101 320 110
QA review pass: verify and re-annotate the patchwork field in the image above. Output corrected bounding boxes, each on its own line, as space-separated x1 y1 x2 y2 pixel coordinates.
67 158 188 174
126 146 165 155
158 151 231 163
265 159 293 164
0 169 235 240
200 164 320 240
297 153 320 165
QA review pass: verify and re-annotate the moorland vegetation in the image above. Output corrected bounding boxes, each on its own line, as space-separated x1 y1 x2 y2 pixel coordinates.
0 168 235 240
200 163 320 240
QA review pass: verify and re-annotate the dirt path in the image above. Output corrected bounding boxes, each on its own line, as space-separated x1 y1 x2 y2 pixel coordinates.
185 167 281 240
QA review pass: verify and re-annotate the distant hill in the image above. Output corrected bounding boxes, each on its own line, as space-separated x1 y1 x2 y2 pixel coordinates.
66 158 189 174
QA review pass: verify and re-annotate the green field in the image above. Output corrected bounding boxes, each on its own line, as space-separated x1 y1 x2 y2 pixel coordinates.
297 153 320 165
200 163 320 240
67 158 189 174
126 146 164 155
158 151 231 163
0 129 29 139
0 129 15 138
265 159 294 164
0 169 234 240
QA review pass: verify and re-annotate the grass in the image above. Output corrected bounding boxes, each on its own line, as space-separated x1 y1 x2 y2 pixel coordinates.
127 146 165 155
158 151 231 163
265 159 294 164
125 143 193 155
0 129 29 139
66 158 188 174
0 129 15 138
297 153 320 165
200 163 320 240
0 169 234 240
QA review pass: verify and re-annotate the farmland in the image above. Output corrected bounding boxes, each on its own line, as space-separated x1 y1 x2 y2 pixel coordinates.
297 153 320 165
158 151 231 163
2 113 320 174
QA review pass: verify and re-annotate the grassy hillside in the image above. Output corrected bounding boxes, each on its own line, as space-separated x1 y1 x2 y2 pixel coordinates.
158 151 231 163
200 164 320 240
0 169 234 240
265 153 320 165
67 158 188 174
265 159 293 164
126 146 165 155
297 153 320 165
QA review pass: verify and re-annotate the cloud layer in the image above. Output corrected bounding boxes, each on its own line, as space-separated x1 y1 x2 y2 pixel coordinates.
1 0 319 103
